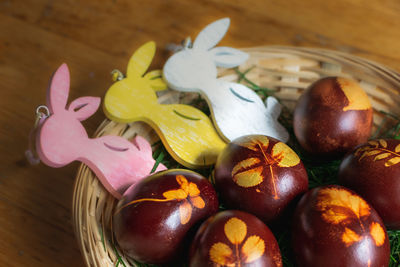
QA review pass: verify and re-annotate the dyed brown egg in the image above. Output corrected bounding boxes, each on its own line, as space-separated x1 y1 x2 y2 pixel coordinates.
293 77 373 157
292 185 390 267
189 210 282 267
113 169 219 264
214 135 308 223
339 139 400 229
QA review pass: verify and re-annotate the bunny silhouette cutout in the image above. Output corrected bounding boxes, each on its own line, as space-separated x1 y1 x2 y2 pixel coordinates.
163 18 289 143
103 41 226 168
36 64 166 199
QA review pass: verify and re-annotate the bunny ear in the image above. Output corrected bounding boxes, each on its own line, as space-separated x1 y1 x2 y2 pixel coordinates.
210 47 249 68
126 41 156 77
193 18 230 50
47 63 70 114
68 96 100 121
144 70 167 91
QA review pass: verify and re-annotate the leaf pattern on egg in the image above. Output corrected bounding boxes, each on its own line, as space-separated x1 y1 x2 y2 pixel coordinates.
231 136 300 199
355 139 400 167
316 188 386 247
117 175 205 225
209 217 266 266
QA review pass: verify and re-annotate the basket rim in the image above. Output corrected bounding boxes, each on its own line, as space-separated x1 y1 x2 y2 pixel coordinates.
72 45 400 267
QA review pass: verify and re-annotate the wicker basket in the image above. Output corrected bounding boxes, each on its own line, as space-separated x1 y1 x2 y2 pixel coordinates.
72 46 400 267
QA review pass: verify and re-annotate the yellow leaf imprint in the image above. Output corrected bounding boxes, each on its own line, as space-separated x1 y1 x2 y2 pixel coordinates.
359 150 380 160
209 217 267 265
396 144 400 153
241 235 265 263
374 153 391 161
379 139 388 148
272 142 300 167
386 157 400 167
370 222 386 246
394 144 400 152
233 166 264 188
342 227 362 247
368 140 379 147
317 188 370 224
232 158 261 176
209 242 234 266
225 218 247 245
337 77 371 111
235 136 269 151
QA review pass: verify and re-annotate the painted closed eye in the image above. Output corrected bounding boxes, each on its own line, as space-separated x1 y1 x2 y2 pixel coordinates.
230 87 254 103
173 109 201 121
103 142 129 152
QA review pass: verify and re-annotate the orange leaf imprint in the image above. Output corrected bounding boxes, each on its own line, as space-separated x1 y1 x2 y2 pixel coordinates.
241 235 265 263
370 222 386 247
191 195 205 209
317 188 370 225
317 188 386 248
342 227 362 247
119 175 205 225
209 242 235 267
179 200 192 225
209 217 266 266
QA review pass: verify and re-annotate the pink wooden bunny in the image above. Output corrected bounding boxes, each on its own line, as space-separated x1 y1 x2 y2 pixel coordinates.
36 64 166 199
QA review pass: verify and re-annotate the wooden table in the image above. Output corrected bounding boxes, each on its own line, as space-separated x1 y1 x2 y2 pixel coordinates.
1 0 399 266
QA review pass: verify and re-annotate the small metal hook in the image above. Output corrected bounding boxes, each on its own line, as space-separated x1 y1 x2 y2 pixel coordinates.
182 37 192 49
33 105 50 128
111 69 125 82
25 105 50 165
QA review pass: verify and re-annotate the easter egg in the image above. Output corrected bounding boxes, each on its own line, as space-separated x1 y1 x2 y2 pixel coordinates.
189 210 282 267
113 169 219 264
339 139 400 229
292 185 390 267
214 135 308 223
293 77 373 157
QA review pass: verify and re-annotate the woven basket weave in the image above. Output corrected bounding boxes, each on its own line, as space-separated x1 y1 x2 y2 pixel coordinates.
72 46 400 267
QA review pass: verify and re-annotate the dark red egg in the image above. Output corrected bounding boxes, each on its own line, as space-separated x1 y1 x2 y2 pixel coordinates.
189 210 282 267
339 139 400 229
292 185 390 267
214 135 308 223
113 169 219 264
293 77 373 157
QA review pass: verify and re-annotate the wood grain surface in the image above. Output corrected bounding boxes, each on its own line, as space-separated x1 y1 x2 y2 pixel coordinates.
1 0 399 266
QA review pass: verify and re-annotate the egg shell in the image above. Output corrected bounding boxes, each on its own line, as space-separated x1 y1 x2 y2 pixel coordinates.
214 135 308 223
189 210 282 267
293 77 373 157
113 169 219 264
339 139 400 229
292 185 390 267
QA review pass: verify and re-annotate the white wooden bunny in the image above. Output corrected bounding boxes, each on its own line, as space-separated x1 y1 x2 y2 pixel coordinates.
163 18 289 142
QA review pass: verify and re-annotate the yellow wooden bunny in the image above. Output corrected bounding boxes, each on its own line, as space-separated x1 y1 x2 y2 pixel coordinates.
103 41 226 168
